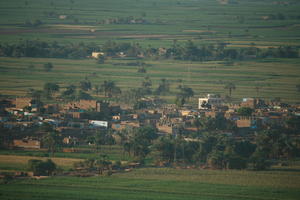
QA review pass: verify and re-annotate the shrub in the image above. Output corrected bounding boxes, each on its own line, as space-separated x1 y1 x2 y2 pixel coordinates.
227 155 247 169
44 62 53 72
28 159 56 176
250 151 271 170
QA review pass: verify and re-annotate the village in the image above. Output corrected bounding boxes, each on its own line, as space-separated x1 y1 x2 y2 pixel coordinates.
1 94 299 150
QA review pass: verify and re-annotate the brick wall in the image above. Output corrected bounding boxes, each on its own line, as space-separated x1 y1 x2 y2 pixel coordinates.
13 139 41 149
16 98 32 109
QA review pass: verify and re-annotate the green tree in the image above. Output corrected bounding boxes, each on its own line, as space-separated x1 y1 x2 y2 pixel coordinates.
94 85 101 95
0 124 13 149
296 84 300 92
27 88 43 101
43 82 59 99
137 67 146 73
224 82 236 96
226 154 247 169
285 116 300 133
175 96 185 108
154 135 175 164
101 80 121 97
79 79 92 91
140 76 152 95
255 84 263 96
177 85 194 101
61 84 76 100
42 130 62 156
207 150 226 169
95 154 112 175
77 90 92 100
237 107 254 116
2 174 14 184
175 85 194 107
250 150 270 170
28 159 56 176
129 126 158 160
97 55 105 64
44 62 53 72
155 78 170 95
192 117 202 132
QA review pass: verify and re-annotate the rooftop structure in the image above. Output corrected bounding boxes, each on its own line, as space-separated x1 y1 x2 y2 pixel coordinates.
198 94 222 109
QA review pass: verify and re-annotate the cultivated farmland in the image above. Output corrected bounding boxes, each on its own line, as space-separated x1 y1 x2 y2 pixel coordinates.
1 168 300 200
0 0 300 102
1 0 300 200
0 57 299 103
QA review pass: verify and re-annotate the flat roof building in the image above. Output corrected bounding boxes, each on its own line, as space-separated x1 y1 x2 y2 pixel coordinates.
198 94 222 109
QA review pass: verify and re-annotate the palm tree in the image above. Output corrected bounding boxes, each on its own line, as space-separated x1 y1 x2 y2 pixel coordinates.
27 88 43 101
61 84 76 100
43 131 62 157
43 82 60 99
154 136 174 163
255 84 263 96
224 82 236 96
95 154 112 175
94 85 101 95
296 84 300 92
101 80 110 97
193 117 201 133
101 80 121 97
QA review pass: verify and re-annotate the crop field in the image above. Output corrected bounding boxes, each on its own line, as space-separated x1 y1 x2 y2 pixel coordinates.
0 145 132 162
0 0 300 102
1 0 300 199
0 155 82 171
0 56 299 103
0 168 300 200
0 0 300 47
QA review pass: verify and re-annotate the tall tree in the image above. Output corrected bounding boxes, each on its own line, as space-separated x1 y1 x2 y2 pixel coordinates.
155 78 170 95
43 130 62 156
101 80 121 97
62 84 76 100
141 76 152 95
296 84 300 92
224 82 236 96
177 85 194 100
79 79 92 91
43 82 60 99
175 85 194 107
95 154 112 175
94 85 101 95
255 84 263 96
77 90 92 100
44 62 53 72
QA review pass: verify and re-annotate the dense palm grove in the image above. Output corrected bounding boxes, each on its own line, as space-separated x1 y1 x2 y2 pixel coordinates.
0 40 298 60
1 113 299 171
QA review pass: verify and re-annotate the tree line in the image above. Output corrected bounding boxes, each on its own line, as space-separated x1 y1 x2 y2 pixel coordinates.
0 40 298 61
0 40 100 59
89 121 300 170
1 113 299 171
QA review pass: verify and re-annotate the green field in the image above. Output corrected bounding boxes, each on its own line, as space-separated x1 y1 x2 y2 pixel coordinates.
1 1 300 198
0 56 299 103
0 0 300 47
1 149 300 200
1 168 300 200
0 0 300 103
0 145 132 161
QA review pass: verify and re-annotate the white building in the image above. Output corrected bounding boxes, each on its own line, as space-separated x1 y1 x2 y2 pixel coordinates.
89 120 108 128
91 52 104 58
198 94 222 109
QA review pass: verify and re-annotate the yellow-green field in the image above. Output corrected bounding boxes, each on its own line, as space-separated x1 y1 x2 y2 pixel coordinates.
0 167 300 200
0 155 82 172
0 57 299 103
